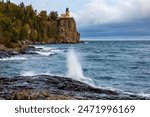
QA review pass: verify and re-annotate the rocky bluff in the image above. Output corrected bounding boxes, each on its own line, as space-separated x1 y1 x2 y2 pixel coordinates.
43 17 80 44
57 18 80 43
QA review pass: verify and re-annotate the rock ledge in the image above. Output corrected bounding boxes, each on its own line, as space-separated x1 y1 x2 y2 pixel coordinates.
0 75 148 100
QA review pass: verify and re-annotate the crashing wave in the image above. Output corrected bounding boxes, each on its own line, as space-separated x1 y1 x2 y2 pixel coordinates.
0 56 27 61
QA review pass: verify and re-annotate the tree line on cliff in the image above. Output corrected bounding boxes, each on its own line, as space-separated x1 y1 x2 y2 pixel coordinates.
0 1 60 48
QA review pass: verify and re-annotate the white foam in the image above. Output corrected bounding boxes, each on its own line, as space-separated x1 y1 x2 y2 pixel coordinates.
42 47 52 51
21 71 36 76
0 56 27 61
34 45 45 49
34 45 64 56
51 49 61 52
36 51 54 56
20 71 52 76
34 45 52 51
137 93 150 98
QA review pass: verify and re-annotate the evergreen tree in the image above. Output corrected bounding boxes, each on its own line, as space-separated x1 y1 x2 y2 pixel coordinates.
49 11 58 20
39 10 47 21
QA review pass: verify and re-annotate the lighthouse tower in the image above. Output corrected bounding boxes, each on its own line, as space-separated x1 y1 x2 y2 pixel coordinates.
61 7 71 18
65 7 70 17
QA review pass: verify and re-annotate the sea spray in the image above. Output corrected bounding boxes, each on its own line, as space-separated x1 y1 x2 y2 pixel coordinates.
67 49 94 85
67 49 84 80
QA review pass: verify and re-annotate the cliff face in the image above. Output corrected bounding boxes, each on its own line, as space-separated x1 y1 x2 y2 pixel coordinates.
57 18 80 43
32 18 80 44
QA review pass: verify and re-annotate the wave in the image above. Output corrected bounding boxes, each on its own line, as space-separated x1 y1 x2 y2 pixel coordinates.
35 51 55 56
34 45 45 49
20 71 64 78
33 45 64 56
34 45 52 51
0 56 27 61
51 49 62 53
137 93 150 98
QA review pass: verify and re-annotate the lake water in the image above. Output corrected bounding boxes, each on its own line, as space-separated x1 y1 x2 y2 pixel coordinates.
1 40 150 96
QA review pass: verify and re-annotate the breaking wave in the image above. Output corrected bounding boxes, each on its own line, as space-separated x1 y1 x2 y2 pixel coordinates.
35 51 55 56
0 56 27 61
33 45 64 56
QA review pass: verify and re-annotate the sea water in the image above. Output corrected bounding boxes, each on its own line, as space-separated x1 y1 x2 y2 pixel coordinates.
0 40 150 95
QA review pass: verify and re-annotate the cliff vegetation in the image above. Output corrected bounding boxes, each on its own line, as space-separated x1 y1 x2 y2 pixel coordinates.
0 1 80 49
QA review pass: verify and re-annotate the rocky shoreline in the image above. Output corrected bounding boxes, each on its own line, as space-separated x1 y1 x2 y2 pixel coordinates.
0 45 40 59
0 41 85 59
0 75 148 100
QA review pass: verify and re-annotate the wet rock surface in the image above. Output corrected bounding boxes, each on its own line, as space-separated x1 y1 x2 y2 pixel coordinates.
0 75 148 100
0 50 19 58
0 46 39 59
19 46 39 54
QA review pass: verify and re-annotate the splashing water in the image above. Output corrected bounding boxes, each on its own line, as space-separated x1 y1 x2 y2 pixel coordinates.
67 49 94 84
67 49 84 80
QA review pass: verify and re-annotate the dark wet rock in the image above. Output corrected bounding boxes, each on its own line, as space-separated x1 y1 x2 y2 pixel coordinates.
0 50 18 58
0 46 39 59
0 75 148 100
19 46 38 54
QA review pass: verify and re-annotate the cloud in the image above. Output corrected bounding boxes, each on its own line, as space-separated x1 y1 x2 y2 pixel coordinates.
75 0 150 28
80 19 150 37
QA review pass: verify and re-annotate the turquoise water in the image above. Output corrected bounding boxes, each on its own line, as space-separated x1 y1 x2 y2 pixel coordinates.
0 40 150 95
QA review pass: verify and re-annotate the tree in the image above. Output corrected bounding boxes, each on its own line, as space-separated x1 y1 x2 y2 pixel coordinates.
30 29 37 41
49 11 58 21
19 24 30 40
39 10 47 21
0 1 64 48
25 4 35 22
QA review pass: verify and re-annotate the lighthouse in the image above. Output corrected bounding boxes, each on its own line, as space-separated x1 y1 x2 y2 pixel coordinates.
61 7 71 18
65 7 70 17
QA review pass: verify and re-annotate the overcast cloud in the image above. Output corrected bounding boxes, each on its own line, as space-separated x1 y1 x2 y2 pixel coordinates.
76 0 150 27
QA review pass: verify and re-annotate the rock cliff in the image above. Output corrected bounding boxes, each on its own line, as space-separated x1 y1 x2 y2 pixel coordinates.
57 18 80 43
45 18 80 43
